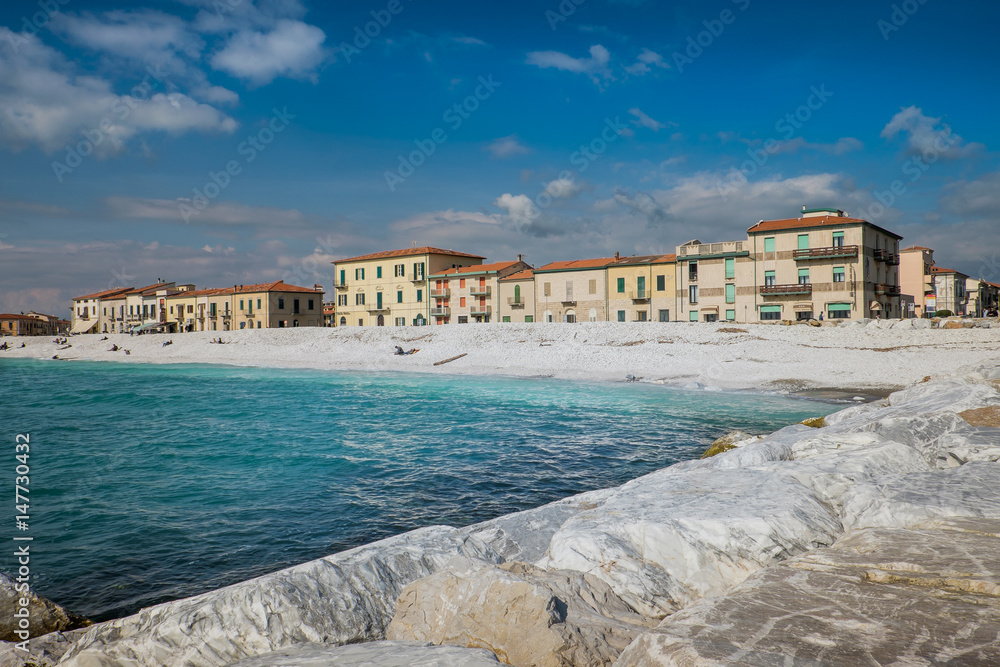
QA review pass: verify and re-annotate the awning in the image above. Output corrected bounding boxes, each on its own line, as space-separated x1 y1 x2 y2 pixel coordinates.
760 305 782 313
699 306 719 313
793 303 814 311
130 321 167 333
869 300 882 311
71 319 98 334
828 303 852 312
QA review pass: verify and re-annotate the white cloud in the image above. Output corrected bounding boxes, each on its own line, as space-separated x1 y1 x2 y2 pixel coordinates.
526 44 612 86
52 10 203 68
211 19 327 85
628 108 666 132
105 197 312 231
0 29 236 154
881 106 983 160
624 48 669 75
486 135 531 158
613 190 670 226
494 193 539 229
543 177 582 199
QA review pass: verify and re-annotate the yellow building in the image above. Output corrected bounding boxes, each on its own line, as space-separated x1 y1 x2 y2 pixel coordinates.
650 254 677 322
72 286 132 334
899 246 936 318
428 258 530 324
331 247 485 326
498 269 536 323
676 240 754 323
606 255 680 322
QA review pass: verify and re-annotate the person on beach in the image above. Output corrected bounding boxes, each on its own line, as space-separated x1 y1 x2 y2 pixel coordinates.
818 312 823 321
395 345 405 355
163 340 173 347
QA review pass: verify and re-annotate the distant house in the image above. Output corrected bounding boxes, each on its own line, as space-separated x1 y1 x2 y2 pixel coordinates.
0 312 66 336
967 279 1000 317
899 247 936 318
72 286 133 334
186 281 325 331
428 258 531 324
534 256 619 323
323 301 337 327
930 267 969 316
607 254 677 323
498 268 536 323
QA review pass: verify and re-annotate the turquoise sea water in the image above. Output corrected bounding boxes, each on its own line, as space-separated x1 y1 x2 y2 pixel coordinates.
0 359 836 621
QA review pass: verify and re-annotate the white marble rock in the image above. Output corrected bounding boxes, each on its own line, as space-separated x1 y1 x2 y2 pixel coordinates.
223 641 502 666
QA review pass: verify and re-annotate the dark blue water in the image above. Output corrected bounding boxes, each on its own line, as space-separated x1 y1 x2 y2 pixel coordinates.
0 359 835 621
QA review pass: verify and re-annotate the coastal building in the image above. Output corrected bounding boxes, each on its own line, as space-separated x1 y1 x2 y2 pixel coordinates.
746 208 902 321
323 302 337 327
650 254 677 322
899 246 936 318
534 256 618 322
331 247 485 326
676 240 753 322
606 255 666 322
72 286 133 334
930 267 969 316
0 312 66 336
428 258 530 324
498 269 536 323
966 279 1000 317
122 282 178 333
216 281 325 330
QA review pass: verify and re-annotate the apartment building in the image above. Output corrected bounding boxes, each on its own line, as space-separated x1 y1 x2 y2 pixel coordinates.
676 240 753 322
204 281 325 330
0 312 67 336
899 246 936 318
606 255 678 322
746 208 902 321
930 267 969 316
534 257 618 322
966 278 1000 317
72 286 133 334
323 302 337 327
498 269 536 323
331 247 485 326
428 258 530 324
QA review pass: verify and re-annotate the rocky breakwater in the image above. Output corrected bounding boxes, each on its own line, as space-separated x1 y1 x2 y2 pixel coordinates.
5 364 1000 666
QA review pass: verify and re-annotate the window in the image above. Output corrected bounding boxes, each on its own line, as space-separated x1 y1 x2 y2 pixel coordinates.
689 285 698 303
764 270 776 286
309 299 315 310
617 277 625 293
543 282 551 297
394 264 404 277
525 316 534 323
170 306 174 314
278 298 285 310
689 311 698 321
458 316 468 323
240 300 244 310
257 321 261 328
764 237 775 253
725 283 736 304
798 268 810 285
210 303 217 317
338 294 347 306
688 261 697 281
565 281 573 301
376 266 382 279
589 279 597 294
103 307 106 315
339 269 345 285
514 285 521 303
249 320 254 329
832 231 845 248
355 294 365 305
637 311 648 322
617 310 626 322
725 258 735 279
704 313 718 322
257 299 261 309
416 289 423 302
413 262 425 280
589 308 597 322
358 318 363 326
355 268 365 280
395 317 405 326
797 234 809 250
397 290 403 303
545 311 553 322
187 305 194 314
658 309 670 322
565 310 576 323
460 297 467 307
760 305 781 321
656 275 665 291
796 311 813 321
502 316 511 322
340 316 347 326
460 278 466 288
726 309 736 321
637 276 646 296
833 267 845 283
828 303 851 319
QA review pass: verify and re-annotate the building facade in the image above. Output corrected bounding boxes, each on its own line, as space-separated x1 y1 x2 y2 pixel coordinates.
498 269 536 323
0 313 66 336
676 240 753 322
428 259 530 325
534 257 617 323
72 286 133 334
930 267 969 316
331 247 485 326
899 246 936 318
606 255 663 322
966 279 1000 317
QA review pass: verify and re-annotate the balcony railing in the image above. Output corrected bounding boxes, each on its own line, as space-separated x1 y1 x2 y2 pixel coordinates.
507 298 525 308
430 306 450 317
469 286 491 296
470 305 492 316
411 274 426 283
875 284 901 296
760 283 813 296
629 290 650 301
560 298 577 305
678 241 746 257
366 304 390 312
333 281 348 290
430 288 450 298
792 245 859 261
873 249 900 265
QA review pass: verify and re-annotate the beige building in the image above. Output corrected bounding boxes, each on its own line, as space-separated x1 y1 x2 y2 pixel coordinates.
498 269 536 323
967 279 1000 317
676 240 753 322
746 208 902 321
213 281 325 330
930 267 969 316
331 247 485 327
534 257 618 323
428 259 530 324
72 286 133 334
606 255 670 322
899 246 936 318
0 313 67 336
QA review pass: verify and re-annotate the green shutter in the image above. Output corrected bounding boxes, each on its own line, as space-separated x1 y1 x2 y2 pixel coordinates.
689 311 698 321
525 315 533 323
617 277 625 293
502 316 511 322
828 303 852 312
764 237 775 252
416 289 422 302
637 276 645 293
760 305 781 313
656 275 665 291
833 231 844 241
725 258 735 279
376 266 382 279
617 310 625 322
798 234 809 250
397 291 403 303
725 283 735 303
340 269 345 285
726 309 735 321
798 268 809 278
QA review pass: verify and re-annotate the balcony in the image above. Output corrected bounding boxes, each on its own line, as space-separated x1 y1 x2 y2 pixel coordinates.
873 249 899 265
366 304 390 313
629 290 650 302
678 240 747 258
560 297 577 305
430 288 450 298
469 286 491 297
760 283 813 296
470 305 492 316
411 274 427 283
792 245 859 261
507 298 525 309
333 282 348 290
875 283 901 296
430 306 450 317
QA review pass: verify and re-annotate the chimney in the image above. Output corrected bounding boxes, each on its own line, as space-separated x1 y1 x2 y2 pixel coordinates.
801 204 806 213
517 254 523 262
615 251 620 260
314 283 323 291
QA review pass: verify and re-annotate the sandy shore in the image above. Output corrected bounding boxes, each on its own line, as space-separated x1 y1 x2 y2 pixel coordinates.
5 321 998 394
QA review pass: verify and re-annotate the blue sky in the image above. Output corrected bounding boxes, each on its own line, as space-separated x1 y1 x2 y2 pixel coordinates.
1 0 999 315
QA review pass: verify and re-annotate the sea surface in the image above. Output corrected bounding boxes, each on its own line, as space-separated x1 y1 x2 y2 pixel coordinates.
0 358 837 621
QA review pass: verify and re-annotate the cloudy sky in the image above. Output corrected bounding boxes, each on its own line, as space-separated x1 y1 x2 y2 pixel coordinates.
1 0 998 316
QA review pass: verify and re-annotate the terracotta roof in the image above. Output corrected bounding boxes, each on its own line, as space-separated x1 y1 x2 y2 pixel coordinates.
535 257 619 272
0 313 38 320
332 246 486 263
748 215 903 240
901 246 933 252
500 269 534 281
653 253 677 264
222 281 323 294
608 254 663 267
431 260 523 277
129 282 175 295
72 286 134 301
165 288 229 298
930 266 967 276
